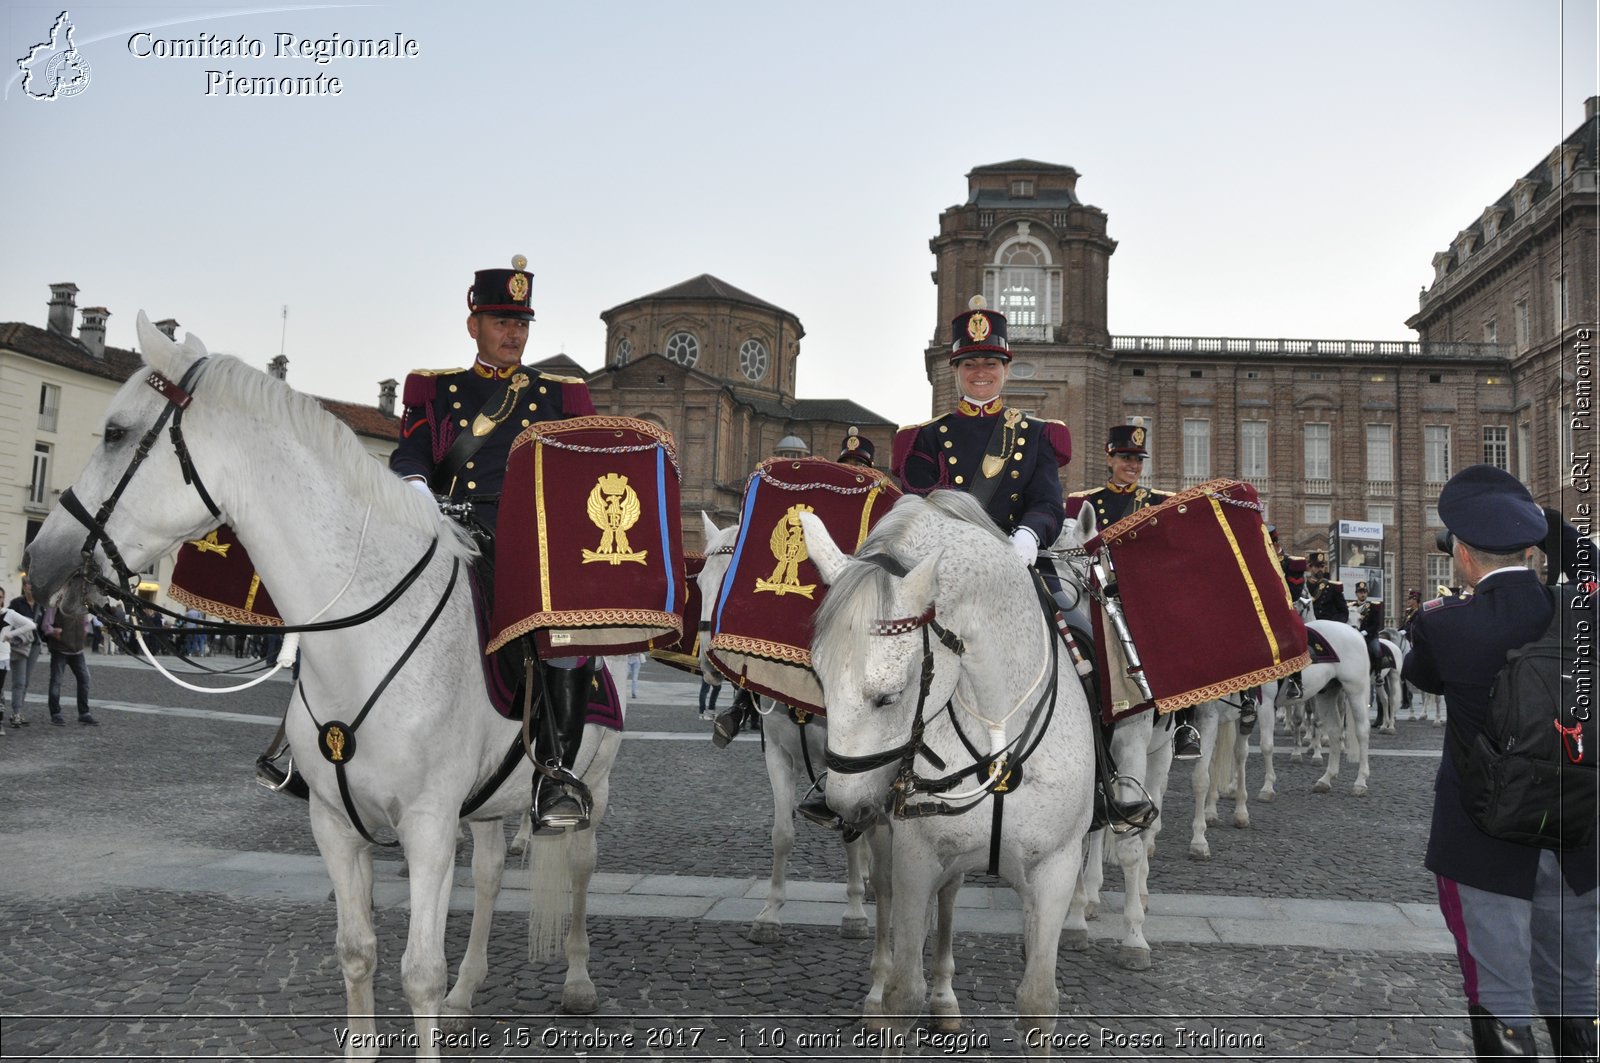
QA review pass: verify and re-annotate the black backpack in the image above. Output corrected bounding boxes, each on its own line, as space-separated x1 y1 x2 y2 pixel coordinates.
1452 584 1597 850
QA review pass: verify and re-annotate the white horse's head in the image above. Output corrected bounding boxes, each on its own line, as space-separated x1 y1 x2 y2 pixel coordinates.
1046 500 1099 603
26 313 219 603
696 511 737 684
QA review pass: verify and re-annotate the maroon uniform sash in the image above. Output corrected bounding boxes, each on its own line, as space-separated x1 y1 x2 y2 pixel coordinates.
708 458 900 712
489 416 685 658
1086 478 1308 719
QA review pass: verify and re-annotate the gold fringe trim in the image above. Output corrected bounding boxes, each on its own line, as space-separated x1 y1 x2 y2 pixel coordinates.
487 608 680 654
167 586 284 627
1101 477 1251 541
1152 652 1310 715
708 632 813 667
510 414 678 462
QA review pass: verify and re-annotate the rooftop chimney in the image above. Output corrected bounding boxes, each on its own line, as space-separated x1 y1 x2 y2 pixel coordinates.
378 378 398 417
1587 96 1599 122
47 282 79 335
267 354 288 380
78 306 110 358
154 318 180 340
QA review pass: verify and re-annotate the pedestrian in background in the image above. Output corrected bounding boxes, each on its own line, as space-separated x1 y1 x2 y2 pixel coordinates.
7 577 41 727
42 595 97 727
626 652 644 699
0 587 39 736
1403 466 1597 1061
697 672 722 721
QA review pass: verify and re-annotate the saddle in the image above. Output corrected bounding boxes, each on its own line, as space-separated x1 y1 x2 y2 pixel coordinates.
1305 628 1341 665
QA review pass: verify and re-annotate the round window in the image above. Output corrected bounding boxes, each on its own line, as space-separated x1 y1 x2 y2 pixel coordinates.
739 338 769 381
665 331 699 368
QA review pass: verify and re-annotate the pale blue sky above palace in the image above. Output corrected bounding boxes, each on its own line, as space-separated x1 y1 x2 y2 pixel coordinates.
0 1 1594 428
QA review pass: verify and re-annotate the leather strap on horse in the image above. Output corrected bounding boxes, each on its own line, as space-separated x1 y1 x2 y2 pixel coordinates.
430 370 528 495
299 558 460 848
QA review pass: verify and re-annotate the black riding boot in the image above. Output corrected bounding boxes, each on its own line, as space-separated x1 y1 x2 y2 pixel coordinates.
1469 1005 1537 1058
1239 689 1259 736
1172 706 1201 760
713 687 757 748
531 660 595 832
1545 1016 1598 1062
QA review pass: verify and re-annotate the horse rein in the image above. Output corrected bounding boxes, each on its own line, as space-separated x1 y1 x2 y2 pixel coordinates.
823 552 1060 822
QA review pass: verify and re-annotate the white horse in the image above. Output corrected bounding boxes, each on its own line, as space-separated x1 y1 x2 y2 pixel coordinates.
698 514 873 944
804 491 1094 1055
1277 619 1372 795
24 315 623 1060
1372 633 1405 734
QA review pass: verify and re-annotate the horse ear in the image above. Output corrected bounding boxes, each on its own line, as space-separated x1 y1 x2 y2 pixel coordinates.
179 329 210 360
135 310 189 377
701 511 722 544
901 550 942 613
798 512 848 585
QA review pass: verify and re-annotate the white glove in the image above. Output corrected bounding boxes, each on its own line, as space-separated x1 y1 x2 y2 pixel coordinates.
1010 527 1040 567
406 477 434 500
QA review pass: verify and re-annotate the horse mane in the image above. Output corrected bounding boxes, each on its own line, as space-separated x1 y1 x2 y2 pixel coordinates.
197 355 475 559
811 491 1005 678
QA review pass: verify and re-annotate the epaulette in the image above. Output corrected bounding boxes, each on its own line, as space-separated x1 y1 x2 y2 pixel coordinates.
1067 487 1098 498
405 367 466 378
537 372 587 385
896 415 942 433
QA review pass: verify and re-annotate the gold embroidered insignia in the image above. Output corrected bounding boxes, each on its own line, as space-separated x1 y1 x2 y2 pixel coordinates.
581 473 649 566
755 504 818 598
1132 426 1146 446
187 530 231 557
967 313 991 343
508 273 530 302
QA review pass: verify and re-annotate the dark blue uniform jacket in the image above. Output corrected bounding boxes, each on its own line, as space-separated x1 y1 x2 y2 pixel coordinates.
1403 567 1597 898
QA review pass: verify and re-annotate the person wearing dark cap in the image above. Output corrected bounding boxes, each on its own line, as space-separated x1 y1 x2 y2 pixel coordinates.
836 426 876 468
1305 552 1350 623
1353 581 1385 670
1065 423 1206 758
388 256 601 834
888 298 1154 832
1403 465 1597 1060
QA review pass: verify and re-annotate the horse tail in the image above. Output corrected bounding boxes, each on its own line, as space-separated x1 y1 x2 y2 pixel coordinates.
1213 714 1239 791
525 830 573 963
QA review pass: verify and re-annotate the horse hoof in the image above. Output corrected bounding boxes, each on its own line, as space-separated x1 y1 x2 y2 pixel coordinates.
840 916 871 940
1203 812 1218 827
562 985 599 1015
747 921 781 945
930 1014 963 1034
1256 789 1275 803
1118 945 1152 970
1187 846 1211 861
1352 784 1369 797
1062 928 1090 950
1233 816 1249 829
438 1010 472 1035
1312 780 1332 794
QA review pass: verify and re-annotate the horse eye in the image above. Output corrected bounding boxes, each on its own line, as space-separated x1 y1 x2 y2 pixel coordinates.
103 425 127 445
873 692 900 708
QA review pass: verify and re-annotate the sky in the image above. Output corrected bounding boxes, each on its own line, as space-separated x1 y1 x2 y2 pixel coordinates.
1 1 1595 429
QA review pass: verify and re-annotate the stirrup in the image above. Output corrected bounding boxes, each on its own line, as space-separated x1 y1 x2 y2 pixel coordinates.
1091 774 1158 834
1239 704 1258 736
532 770 592 832
1173 723 1201 761
254 752 309 801
797 781 841 830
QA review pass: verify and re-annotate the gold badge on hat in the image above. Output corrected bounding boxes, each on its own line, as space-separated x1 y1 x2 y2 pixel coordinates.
581 473 649 566
755 504 817 599
967 313 991 343
1132 427 1146 446
508 272 530 302
846 426 860 451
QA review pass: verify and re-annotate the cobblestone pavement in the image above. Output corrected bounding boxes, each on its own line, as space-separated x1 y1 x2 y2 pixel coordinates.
0 654 1489 1060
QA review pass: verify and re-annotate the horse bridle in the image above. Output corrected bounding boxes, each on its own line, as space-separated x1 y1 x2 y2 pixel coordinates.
823 552 1060 820
54 358 441 639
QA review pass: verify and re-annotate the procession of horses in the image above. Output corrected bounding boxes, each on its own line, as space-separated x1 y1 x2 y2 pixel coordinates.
23 314 1423 1059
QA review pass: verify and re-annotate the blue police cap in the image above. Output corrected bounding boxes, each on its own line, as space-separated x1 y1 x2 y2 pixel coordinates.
1437 464 1546 552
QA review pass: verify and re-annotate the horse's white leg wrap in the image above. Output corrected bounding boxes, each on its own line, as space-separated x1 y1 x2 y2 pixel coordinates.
750 719 796 944
442 818 506 1027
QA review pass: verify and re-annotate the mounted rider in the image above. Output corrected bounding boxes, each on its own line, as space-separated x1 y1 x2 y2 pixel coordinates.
891 297 1155 832
1066 422 1205 759
1306 551 1349 623
389 256 600 833
1354 580 1385 670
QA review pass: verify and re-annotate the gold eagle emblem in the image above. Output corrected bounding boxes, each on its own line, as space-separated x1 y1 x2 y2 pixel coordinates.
755 504 817 598
581 473 649 566
187 529 231 557
967 312 991 343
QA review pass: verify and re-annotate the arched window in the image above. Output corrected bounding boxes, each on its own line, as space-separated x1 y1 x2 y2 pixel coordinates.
664 331 699 368
739 338 769 382
615 337 632 366
983 237 1060 339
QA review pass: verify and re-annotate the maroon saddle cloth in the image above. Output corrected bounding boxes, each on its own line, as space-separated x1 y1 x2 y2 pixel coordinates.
470 566 623 729
1304 627 1341 665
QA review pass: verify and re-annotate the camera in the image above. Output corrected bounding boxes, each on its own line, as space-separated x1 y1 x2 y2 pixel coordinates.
1434 528 1454 555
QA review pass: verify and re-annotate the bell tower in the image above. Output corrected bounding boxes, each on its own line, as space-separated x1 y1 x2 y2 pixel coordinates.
925 161 1116 452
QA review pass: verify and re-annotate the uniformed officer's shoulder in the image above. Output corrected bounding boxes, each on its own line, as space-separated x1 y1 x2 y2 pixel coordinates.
533 371 588 385
1067 486 1102 498
406 366 468 378
1421 596 1468 614
897 415 944 433
401 367 467 405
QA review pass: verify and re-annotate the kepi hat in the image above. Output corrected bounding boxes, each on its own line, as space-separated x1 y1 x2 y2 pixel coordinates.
949 295 1010 363
1106 420 1150 457
468 254 536 320
1437 464 1546 552
837 426 875 467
